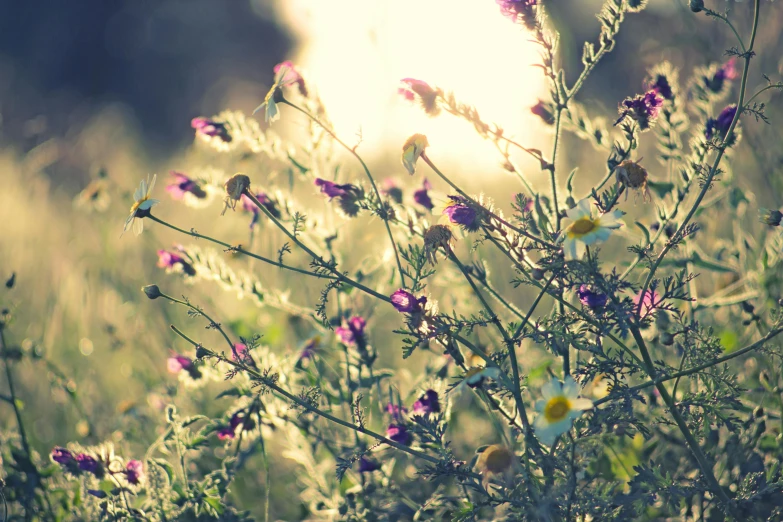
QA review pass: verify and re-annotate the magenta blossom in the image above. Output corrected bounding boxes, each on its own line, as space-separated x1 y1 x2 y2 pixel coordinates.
315 178 353 200
167 353 202 380
157 248 196 276
496 0 537 29
578 285 608 309
705 58 738 92
386 424 413 446
443 197 480 231
335 316 367 347
390 289 427 314
616 90 664 130
217 412 245 440
705 105 738 141
274 60 308 97
125 460 144 485
413 179 434 211
166 171 207 200
358 456 381 472
51 447 74 465
386 403 408 421
191 117 232 142
241 192 280 229
75 454 102 476
381 178 404 205
413 390 440 415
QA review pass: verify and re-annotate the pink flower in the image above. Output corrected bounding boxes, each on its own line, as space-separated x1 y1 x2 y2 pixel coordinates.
125 460 144 485
165 171 207 200
335 316 367 346
191 117 231 142
274 60 307 97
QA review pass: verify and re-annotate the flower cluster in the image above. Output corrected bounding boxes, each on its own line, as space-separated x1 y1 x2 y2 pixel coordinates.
615 90 664 130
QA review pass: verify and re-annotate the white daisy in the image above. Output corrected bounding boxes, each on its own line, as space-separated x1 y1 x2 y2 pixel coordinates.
533 376 593 445
123 175 160 236
401 133 429 175
561 198 623 260
252 65 297 123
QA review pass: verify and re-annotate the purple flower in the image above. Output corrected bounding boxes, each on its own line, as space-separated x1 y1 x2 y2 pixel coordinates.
167 353 202 379
648 74 674 101
496 0 538 29
299 335 321 361
335 316 367 347
75 454 101 475
443 199 479 230
240 192 280 229
166 171 207 200
531 99 555 125
577 285 608 309
125 460 144 485
382 178 404 205
413 179 434 211
615 90 664 130
157 248 196 276
274 60 308 97
191 117 232 142
217 412 245 440
386 424 413 446
386 403 408 421
413 390 440 415
705 58 738 92
51 447 74 465
358 456 381 472
390 289 427 314
398 78 440 115
315 178 355 200
705 105 737 141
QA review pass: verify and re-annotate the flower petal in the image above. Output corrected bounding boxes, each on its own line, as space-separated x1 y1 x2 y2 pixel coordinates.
565 198 592 221
570 398 594 411
562 376 578 398
132 217 144 236
147 174 157 195
563 237 579 261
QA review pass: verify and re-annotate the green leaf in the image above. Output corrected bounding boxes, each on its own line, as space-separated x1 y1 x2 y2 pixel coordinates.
204 496 225 515
566 168 578 195
648 181 674 199
719 330 738 352
635 221 651 245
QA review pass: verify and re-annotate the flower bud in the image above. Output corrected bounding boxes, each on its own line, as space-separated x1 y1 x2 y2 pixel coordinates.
759 208 783 227
142 285 162 300
689 0 704 12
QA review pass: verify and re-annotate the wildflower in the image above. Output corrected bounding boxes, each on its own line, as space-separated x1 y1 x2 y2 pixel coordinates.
463 366 501 389
633 289 661 319
705 105 738 141
533 376 593 445
335 316 367 347
615 90 664 131
124 460 144 485
476 444 515 486
705 59 738 93
401 134 429 175
386 403 408 421
299 335 321 361
496 0 538 29
614 159 651 202
647 74 674 101
273 60 307 97
381 178 404 204
358 457 381 473
142 284 162 300
443 198 481 231
241 192 280 229
577 285 608 308
531 99 555 125
390 289 427 314
166 171 208 202
689 0 704 12
123 175 160 236
167 353 202 380
423 224 454 265
398 78 441 116
561 198 624 261
413 390 440 415
51 447 74 465
75 453 103 476
191 117 232 142
157 248 196 276
315 178 352 200
222 173 251 215
386 424 413 446
759 208 783 227
217 412 245 440
413 179 434 211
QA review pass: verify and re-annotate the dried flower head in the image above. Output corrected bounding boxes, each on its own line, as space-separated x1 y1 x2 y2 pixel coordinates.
615 159 651 202
423 224 454 265
401 134 429 175
477 444 514 477
759 208 783 227
222 174 251 215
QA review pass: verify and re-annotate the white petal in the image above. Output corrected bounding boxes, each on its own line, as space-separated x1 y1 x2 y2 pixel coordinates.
563 237 579 261
566 198 591 220
562 376 578 398
535 417 571 446
132 217 144 236
147 174 157 195
574 240 587 260
541 378 561 400
570 398 594 411
266 99 279 123
252 101 267 115
138 198 159 211
134 183 145 202
597 210 624 229
481 367 500 379
123 212 136 233
535 399 546 413
592 228 612 243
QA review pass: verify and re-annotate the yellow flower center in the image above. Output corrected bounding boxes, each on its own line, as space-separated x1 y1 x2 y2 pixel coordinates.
130 198 146 214
481 445 513 473
544 396 571 422
568 218 597 237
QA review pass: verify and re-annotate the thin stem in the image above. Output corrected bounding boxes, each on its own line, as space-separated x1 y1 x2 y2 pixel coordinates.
595 326 783 407
147 214 336 281
1 328 31 458
549 106 564 230
282 100 407 287
635 0 760 319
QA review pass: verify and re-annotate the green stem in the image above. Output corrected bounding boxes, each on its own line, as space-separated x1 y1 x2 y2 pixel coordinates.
282 100 407 287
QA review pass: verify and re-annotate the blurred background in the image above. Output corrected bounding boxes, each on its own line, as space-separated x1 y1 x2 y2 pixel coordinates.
1 0 782 519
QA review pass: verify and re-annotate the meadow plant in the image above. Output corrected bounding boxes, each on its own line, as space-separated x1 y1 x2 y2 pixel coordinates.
3 0 783 520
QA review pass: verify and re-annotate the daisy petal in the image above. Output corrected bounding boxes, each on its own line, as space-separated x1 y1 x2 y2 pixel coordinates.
132 217 144 236
570 398 594 411
562 376 578 398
